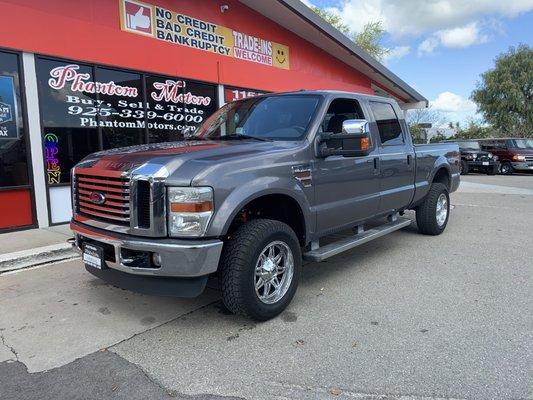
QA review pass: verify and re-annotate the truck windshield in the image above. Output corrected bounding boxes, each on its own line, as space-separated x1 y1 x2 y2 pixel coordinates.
458 141 480 150
510 139 533 149
194 95 321 141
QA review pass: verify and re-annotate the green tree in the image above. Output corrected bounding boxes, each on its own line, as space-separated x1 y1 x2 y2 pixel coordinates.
354 22 390 61
471 44 533 137
310 6 350 35
429 132 447 143
405 107 446 143
450 120 499 140
310 7 390 61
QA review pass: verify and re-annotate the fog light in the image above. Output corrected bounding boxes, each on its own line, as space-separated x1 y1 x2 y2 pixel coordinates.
152 252 162 267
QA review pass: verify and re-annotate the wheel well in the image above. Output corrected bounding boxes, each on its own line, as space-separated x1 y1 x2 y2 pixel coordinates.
433 167 450 189
227 194 307 246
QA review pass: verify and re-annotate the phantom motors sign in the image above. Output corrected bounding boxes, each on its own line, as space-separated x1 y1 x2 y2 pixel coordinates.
43 63 216 134
119 0 290 70
0 76 19 140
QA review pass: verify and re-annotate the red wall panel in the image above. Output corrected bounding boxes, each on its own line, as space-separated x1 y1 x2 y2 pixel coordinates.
0 0 374 94
0 189 34 229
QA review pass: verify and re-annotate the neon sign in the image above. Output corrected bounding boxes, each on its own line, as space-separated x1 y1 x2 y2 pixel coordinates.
44 133 61 184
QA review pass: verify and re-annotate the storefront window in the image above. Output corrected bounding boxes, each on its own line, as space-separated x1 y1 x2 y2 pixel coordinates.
146 76 217 143
0 51 29 188
36 59 99 185
95 67 146 149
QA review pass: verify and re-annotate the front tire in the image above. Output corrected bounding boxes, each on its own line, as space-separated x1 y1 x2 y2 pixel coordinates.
416 183 450 235
500 161 513 175
219 219 301 321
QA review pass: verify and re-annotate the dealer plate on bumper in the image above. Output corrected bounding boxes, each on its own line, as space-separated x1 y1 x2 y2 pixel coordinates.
482 161 489 166
83 243 105 270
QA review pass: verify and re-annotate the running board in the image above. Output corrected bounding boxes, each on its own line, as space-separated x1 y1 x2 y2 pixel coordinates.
303 218 412 262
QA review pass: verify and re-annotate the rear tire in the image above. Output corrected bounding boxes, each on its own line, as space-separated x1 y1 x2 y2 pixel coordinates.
219 219 301 321
500 162 513 175
460 160 469 175
416 183 450 236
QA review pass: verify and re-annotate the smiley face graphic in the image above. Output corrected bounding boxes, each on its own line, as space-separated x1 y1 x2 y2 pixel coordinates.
272 43 290 69
276 49 286 64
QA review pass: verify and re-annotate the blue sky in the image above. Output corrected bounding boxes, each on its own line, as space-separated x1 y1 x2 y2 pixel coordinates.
304 0 533 125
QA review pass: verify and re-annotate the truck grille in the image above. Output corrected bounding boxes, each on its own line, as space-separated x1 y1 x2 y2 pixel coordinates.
74 171 131 226
525 155 533 164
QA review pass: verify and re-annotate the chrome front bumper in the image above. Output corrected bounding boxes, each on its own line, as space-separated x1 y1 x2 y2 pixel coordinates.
511 162 533 171
71 220 223 278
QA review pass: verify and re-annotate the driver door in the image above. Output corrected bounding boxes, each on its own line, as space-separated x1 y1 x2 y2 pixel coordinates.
313 98 381 235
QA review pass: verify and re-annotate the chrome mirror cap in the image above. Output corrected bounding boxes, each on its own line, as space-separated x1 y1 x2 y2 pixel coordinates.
342 119 369 135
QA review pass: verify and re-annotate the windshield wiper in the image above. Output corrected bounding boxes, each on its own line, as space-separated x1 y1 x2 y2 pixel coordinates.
218 134 272 142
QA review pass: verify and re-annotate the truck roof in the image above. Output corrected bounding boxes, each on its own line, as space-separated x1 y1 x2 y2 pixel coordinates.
253 90 400 104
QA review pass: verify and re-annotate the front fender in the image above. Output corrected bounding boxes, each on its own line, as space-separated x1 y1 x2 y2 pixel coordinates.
205 176 313 241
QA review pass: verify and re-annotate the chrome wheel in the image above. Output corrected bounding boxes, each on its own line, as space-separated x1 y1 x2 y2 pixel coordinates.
254 241 294 305
436 193 448 227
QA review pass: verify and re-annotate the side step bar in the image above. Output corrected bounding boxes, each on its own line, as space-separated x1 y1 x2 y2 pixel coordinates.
303 217 412 262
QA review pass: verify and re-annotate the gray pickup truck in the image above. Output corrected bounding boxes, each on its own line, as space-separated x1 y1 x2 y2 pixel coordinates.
71 91 460 320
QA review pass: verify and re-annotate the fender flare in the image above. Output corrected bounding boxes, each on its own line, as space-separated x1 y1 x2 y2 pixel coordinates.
429 156 452 185
206 176 312 242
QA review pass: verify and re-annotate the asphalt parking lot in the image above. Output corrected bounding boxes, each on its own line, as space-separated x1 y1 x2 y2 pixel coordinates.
1 174 532 400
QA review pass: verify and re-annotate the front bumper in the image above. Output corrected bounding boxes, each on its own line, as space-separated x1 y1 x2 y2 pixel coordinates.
511 162 533 171
466 160 499 168
71 220 223 295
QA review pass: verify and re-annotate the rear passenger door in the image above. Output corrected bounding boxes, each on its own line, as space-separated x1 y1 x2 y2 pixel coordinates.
368 101 415 213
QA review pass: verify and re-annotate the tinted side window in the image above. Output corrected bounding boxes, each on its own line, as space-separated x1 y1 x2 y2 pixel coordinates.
320 98 364 134
369 101 403 145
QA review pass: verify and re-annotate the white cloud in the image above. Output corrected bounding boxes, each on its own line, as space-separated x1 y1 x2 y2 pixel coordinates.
431 92 477 113
417 21 490 55
304 0 533 61
436 22 489 48
321 0 533 38
417 37 439 55
383 45 410 62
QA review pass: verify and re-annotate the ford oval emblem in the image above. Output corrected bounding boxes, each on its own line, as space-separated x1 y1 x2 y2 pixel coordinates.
89 192 106 205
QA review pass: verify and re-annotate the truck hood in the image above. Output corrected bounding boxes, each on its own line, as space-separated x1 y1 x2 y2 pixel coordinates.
75 139 300 185
511 149 533 155
462 150 490 157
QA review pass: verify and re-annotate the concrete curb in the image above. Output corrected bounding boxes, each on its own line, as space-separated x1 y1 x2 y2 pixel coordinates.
0 243 79 274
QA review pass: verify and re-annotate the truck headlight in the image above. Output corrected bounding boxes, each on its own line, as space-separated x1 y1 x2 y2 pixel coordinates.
513 155 526 161
488 153 493 158
167 187 213 237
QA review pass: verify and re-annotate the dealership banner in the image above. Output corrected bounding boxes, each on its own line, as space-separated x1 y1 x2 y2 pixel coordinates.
119 0 290 70
0 76 19 140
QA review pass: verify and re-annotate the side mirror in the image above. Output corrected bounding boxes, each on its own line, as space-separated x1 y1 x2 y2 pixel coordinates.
342 119 369 135
318 119 372 157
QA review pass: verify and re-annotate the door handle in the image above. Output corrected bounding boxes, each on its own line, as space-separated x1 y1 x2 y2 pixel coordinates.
374 157 379 169
407 155 412 165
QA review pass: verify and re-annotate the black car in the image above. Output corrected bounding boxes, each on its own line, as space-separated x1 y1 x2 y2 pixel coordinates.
454 140 499 175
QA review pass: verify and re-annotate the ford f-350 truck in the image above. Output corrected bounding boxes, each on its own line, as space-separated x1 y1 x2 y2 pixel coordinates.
71 91 460 320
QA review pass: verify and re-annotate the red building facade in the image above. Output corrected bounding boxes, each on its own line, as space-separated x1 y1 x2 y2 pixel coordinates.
0 0 425 231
